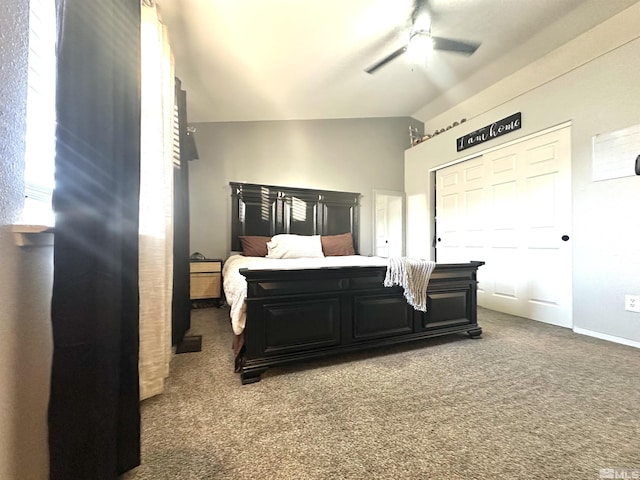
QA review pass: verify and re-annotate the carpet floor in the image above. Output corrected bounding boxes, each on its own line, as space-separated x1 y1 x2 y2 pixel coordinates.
124 306 640 480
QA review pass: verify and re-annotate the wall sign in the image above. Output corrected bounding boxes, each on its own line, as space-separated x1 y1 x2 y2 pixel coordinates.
456 112 522 152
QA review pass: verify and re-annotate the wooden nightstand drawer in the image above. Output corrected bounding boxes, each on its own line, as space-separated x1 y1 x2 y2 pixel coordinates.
190 261 221 273
189 259 222 301
191 273 221 299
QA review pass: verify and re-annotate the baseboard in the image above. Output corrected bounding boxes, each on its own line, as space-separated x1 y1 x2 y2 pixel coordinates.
573 327 640 349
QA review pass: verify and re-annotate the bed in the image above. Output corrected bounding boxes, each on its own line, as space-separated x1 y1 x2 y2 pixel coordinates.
226 182 484 384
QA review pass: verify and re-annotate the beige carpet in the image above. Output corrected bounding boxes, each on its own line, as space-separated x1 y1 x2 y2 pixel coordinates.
124 306 640 480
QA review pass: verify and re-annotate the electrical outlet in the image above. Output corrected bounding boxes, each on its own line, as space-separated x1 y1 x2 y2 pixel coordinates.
624 294 640 313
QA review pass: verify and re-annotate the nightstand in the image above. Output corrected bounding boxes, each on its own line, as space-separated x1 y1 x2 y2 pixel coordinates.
190 259 222 303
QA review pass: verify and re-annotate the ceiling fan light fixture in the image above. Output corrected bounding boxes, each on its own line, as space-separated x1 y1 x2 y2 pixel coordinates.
407 30 434 65
364 5 479 74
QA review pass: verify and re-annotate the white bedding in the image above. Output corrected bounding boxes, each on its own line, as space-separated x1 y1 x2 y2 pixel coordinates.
222 254 389 335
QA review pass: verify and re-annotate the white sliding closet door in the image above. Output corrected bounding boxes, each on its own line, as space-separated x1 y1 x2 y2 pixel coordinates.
435 126 572 328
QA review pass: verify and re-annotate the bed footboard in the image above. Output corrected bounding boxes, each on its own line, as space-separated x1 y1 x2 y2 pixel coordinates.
238 261 484 384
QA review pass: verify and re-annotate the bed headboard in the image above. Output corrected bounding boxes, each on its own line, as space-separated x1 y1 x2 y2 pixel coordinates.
230 182 361 253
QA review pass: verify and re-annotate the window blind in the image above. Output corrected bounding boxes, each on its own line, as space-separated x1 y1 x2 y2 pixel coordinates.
23 0 56 225
172 102 180 167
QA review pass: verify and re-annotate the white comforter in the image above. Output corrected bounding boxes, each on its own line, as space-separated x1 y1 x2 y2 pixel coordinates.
222 254 389 335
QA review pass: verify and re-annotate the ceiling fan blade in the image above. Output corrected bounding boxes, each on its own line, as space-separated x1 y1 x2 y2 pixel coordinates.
432 36 480 56
365 44 408 74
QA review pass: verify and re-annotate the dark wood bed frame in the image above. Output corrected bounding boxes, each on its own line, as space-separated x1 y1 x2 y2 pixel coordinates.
229 182 484 384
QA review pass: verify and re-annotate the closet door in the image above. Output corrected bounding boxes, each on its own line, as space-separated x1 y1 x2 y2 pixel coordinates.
435 126 572 328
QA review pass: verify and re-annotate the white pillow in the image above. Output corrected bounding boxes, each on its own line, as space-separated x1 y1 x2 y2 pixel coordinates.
266 234 325 259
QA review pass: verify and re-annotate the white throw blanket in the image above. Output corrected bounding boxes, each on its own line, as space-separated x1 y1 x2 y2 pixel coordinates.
384 257 436 312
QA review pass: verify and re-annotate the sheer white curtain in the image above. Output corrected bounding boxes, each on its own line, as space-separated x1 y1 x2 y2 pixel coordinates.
139 1 175 400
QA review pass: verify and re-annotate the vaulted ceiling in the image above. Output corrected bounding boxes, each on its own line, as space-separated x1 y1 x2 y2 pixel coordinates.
155 0 638 123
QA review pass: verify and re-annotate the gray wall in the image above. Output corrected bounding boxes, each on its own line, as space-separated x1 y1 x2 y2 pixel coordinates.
188 117 422 259
0 0 53 478
406 4 640 345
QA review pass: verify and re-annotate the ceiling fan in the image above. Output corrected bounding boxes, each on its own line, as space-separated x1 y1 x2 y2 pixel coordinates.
365 0 481 74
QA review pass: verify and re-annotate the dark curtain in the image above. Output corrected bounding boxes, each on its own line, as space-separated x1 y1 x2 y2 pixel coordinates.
49 1 141 478
172 79 192 346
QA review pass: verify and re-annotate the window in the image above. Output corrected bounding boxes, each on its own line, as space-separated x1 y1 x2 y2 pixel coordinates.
22 0 56 226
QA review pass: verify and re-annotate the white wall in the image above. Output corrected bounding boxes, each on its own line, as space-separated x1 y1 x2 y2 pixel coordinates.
188 117 422 259
0 1 53 478
405 3 640 345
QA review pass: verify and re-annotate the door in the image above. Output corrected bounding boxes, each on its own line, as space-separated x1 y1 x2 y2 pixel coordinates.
434 156 485 265
373 190 405 257
435 126 572 328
